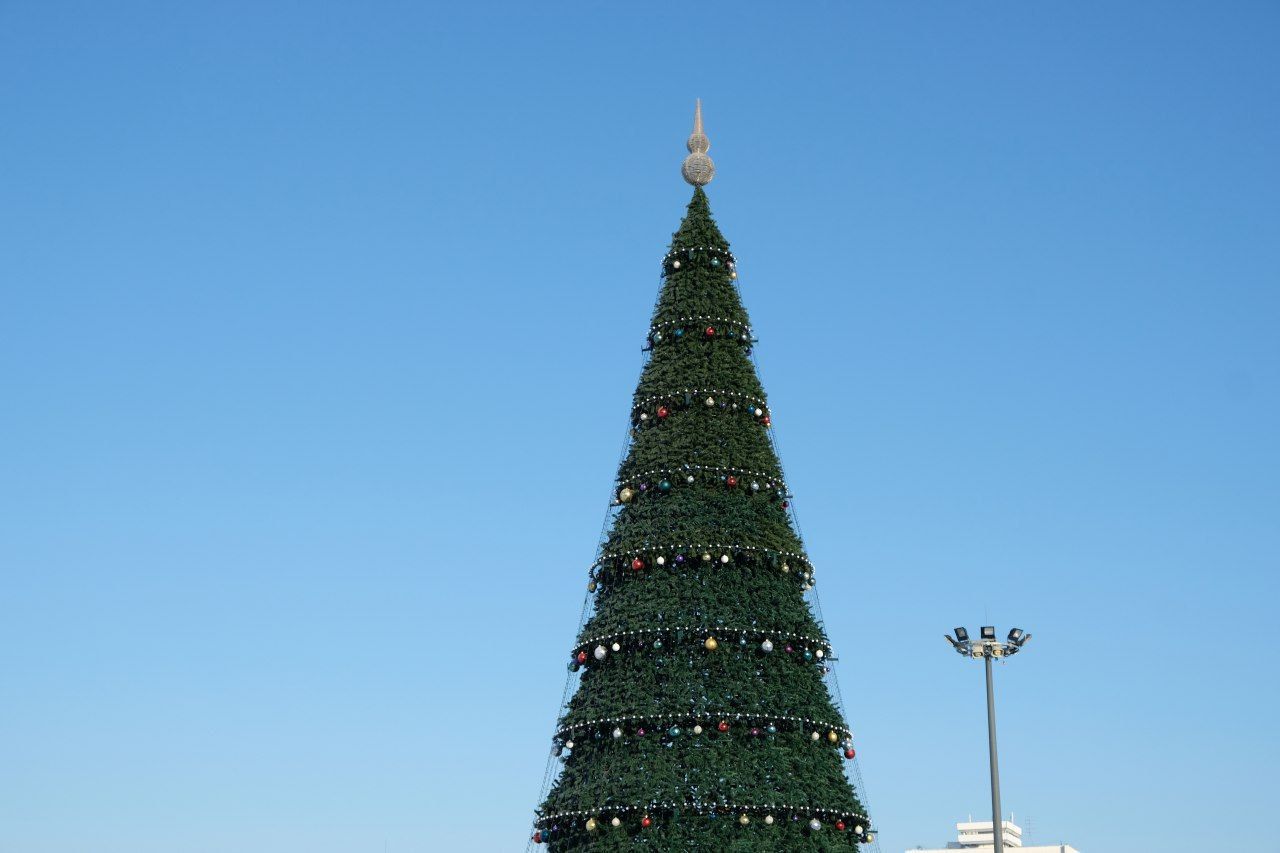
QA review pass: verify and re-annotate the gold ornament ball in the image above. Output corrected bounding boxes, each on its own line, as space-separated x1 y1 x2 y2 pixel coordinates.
704 637 719 651
738 814 750 825
586 818 598 832
619 487 635 503
827 730 839 743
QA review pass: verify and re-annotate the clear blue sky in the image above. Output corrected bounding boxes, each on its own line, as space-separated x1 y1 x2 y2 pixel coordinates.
2 3 1277 851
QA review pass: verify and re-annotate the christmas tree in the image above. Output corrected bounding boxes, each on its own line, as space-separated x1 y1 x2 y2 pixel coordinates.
530 103 874 851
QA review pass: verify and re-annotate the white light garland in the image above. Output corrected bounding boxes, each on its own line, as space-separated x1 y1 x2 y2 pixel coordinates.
631 388 769 415
593 543 812 571
618 465 787 495
649 315 752 336
555 711 851 740
661 245 736 263
535 802 869 826
575 625 831 651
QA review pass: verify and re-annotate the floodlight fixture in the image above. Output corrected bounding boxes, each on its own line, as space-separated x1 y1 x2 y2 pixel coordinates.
943 623 1032 853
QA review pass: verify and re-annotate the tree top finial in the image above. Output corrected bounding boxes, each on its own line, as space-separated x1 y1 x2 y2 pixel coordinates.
681 99 715 186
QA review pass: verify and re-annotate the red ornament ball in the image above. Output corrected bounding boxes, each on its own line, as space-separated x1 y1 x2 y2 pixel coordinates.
576 651 588 664
641 816 652 828
845 747 857 759
705 326 716 337
836 821 846 832
631 557 644 571
533 830 544 843
657 406 669 419
717 720 730 733
726 475 738 488
762 414 771 426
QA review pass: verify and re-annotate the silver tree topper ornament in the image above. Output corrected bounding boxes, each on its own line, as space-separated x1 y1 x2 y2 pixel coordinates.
681 99 715 186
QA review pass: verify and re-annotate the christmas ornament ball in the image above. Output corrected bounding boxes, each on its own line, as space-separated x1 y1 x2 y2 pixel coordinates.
827 730 839 743
586 818 598 832
809 818 822 831
594 645 607 660
764 815 775 826
761 638 774 653
717 720 730 733
845 747 856 759
611 817 621 828
611 642 621 652
704 637 718 651
619 487 635 503
692 724 703 735
641 816 652 828
738 814 749 825
836 821 846 832
631 557 644 571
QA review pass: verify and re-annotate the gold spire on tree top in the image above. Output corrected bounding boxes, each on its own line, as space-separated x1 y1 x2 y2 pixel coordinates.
681 99 715 186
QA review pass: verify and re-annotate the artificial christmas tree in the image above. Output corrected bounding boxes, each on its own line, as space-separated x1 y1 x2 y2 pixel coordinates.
529 102 875 851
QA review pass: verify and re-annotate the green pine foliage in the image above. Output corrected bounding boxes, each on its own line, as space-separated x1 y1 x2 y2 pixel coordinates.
534 188 869 851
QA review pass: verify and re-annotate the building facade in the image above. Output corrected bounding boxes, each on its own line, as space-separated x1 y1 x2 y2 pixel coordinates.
909 819 1079 853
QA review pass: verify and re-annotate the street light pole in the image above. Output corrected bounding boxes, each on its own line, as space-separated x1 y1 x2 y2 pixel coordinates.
984 653 1003 853
944 625 1030 853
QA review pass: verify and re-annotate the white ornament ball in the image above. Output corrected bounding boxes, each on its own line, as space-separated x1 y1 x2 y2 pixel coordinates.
809 818 822 832
816 649 824 659
764 815 775 826
751 481 760 491
656 556 666 566
811 731 820 741
612 642 621 652
686 475 695 484
692 724 703 735
673 260 681 269
594 645 607 661
761 639 774 653
720 554 730 564
612 727 623 738
705 396 715 407
566 740 575 749
611 817 622 828
854 824 864 835
754 407 763 416
639 412 648 421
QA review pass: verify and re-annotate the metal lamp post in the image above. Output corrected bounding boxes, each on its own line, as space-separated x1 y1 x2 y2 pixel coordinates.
944 626 1031 853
